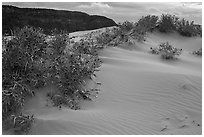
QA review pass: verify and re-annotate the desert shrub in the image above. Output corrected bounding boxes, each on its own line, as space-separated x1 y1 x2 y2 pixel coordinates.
158 14 179 33
3 25 103 133
96 27 121 47
194 25 202 37
129 25 147 42
119 21 134 33
150 47 160 54
176 18 201 37
96 20 149 47
11 114 34 134
128 15 158 42
2 26 48 133
137 15 159 32
192 48 202 56
45 33 102 109
150 42 182 59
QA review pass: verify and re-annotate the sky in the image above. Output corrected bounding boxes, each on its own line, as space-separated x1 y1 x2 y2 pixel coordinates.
2 2 202 24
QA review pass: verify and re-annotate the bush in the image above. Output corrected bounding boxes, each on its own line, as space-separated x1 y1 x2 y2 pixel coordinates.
45 32 102 110
96 27 123 47
2 26 102 134
11 114 34 134
150 42 182 59
129 25 147 42
2 26 47 134
176 18 201 37
192 48 202 56
119 21 134 33
137 15 159 32
158 14 179 33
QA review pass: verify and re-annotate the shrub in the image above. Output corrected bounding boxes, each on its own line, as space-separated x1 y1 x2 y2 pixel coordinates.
158 14 179 33
129 25 147 42
150 42 182 59
137 15 159 32
45 33 102 110
11 114 34 134
119 21 134 33
192 48 202 56
176 18 201 37
2 26 47 134
96 27 122 47
3 25 103 133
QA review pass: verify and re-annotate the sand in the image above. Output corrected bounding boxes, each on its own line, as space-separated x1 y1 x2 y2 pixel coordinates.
21 30 202 135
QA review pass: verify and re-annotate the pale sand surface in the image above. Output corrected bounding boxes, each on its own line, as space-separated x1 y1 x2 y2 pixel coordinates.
21 30 202 135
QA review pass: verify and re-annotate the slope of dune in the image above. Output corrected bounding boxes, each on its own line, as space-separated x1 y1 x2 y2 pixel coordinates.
21 30 202 135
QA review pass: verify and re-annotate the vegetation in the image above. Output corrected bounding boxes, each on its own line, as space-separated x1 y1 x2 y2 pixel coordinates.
176 18 202 37
2 26 102 133
150 42 182 59
192 48 202 56
2 26 47 133
95 13 202 49
137 15 159 32
2 5 117 35
3 5 201 37
158 14 179 33
157 14 201 37
2 11 202 134
47 36 102 109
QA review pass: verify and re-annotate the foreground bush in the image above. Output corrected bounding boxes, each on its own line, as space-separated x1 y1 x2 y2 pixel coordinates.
2 26 48 133
192 48 202 56
150 42 182 59
2 26 102 133
46 35 102 109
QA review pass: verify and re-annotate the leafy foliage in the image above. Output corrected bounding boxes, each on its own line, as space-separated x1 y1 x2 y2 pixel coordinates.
46 36 102 109
2 26 47 134
192 48 202 56
176 18 201 37
2 26 47 117
137 15 159 32
158 14 179 33
119 21 134 33
150 42 182 59
2 26 102 133
11 114 34 134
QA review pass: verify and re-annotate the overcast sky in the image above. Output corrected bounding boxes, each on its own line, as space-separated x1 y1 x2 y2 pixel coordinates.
3 2 202 24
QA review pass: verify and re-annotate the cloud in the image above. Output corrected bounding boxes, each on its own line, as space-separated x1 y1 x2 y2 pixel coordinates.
76 2 111 14
78 2 111 9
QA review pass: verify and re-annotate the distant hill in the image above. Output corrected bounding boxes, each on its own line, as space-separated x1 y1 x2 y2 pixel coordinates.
2 5 118 35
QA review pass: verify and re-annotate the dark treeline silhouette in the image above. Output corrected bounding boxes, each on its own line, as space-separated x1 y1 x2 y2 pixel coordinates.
2 5 118 35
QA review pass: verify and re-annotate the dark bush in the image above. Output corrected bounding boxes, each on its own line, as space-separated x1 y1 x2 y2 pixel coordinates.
158 14 179 33
137 15 159 32
2 26 102 134
150 42 182 59
192 48 202 56
119 21 134 33
176 18 201 37
44 32 102 110
2 26 47 134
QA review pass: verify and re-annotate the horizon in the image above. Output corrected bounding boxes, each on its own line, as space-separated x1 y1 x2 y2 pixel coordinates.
2 2 202 25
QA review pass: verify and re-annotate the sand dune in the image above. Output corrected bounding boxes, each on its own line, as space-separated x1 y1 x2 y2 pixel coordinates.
22 31 202 135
